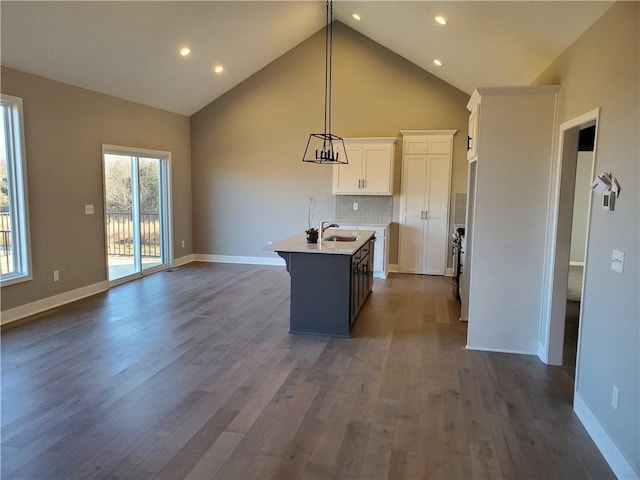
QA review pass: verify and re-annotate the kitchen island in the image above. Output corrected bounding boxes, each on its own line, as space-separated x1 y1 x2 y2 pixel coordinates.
266 229 375 337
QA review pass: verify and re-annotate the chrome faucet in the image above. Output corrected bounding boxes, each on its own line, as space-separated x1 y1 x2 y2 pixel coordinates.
321 221 340 237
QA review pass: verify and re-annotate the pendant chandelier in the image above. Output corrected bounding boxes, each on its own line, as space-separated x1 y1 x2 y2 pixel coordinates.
302 0 348 165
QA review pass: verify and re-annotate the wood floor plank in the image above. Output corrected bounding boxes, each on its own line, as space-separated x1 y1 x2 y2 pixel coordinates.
184 431 244 479
0 264 616 480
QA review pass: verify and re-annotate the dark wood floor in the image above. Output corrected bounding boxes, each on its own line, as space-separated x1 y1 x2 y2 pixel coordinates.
1 263 613 479
564 301 581 381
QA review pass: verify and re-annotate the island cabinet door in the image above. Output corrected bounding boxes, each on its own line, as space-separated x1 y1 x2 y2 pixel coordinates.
360 250 371 308
350 250 361 326
366 238 374 293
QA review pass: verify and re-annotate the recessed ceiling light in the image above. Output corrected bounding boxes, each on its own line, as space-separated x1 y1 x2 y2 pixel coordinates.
213 65 224 74
352 13 361 21
433 59 443 67
435 16 447 26
179 47 191 56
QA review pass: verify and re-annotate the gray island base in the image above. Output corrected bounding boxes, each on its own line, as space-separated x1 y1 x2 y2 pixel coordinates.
266 230 375 337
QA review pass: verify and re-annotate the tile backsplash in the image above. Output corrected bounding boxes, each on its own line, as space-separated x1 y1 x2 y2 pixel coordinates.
335 195 393 224
454 192 467 226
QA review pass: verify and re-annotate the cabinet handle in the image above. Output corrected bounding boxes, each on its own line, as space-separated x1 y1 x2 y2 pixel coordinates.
358 179 362 188
424 210 428 219
467 136 472 151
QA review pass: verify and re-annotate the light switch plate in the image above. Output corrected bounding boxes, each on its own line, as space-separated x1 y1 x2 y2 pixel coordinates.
611 249 624 274
611 385 619 410
85 204 94 215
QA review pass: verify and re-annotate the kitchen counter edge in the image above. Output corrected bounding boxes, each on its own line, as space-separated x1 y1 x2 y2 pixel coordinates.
265 229 376 256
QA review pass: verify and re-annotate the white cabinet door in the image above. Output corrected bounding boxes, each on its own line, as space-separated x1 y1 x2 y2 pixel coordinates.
428 136 452 155
424 154 450 274
403 137 428 154
399 154 427 273
467 103 479 159
362 144 393 194
333 145 363 194
373 236 384 274
400 216 424 274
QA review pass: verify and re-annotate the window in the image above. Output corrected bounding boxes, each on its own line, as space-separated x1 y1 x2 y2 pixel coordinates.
1 94 31 285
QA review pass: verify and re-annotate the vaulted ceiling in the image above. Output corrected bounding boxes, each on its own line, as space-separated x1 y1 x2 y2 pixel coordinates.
1 1 613 116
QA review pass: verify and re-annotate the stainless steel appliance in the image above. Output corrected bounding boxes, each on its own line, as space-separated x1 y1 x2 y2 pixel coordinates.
451 227 465 300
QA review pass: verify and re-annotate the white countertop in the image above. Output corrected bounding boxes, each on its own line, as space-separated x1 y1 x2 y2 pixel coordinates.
334 221 391 228
265 229 375 255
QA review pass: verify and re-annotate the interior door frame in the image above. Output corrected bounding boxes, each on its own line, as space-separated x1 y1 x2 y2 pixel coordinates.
539 109 599 366
102 144 173 286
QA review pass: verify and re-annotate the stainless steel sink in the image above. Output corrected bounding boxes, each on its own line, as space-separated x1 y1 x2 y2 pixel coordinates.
324 235 358 242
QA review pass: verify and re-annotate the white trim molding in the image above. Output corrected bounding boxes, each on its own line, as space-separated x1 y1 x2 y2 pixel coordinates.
388 263 399 274
574 393 639 480
465 345 538 356
193 254 285 267
1 281 108 326
173 254 195 267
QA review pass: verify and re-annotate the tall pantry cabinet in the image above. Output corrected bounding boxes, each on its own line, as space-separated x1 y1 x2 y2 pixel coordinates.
463 86 559 355
399 130 456 275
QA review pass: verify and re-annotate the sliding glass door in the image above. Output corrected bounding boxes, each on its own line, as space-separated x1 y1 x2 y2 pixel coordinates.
103 146 171 283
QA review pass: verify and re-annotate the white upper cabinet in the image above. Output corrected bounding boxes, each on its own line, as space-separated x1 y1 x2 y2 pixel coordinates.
467 93 480 159
332 138 396 195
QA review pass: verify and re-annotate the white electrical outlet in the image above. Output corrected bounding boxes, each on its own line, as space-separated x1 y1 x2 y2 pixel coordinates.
181 240 185 248
353 202 359 211
53 270 60 282
611 249 624 274
84 204 94 215
611 385 619 410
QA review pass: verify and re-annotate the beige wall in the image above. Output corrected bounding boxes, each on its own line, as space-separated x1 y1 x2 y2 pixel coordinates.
0 67 192 311
191 22 470 263
569 151 593 264
536 2 639 474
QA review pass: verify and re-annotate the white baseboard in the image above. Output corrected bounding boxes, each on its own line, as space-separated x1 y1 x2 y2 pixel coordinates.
173 254 194 267
570 261 585 267
574 393 639 480
193 254 285 267
1 281 108 326
386 264 453 277
465 344 538 356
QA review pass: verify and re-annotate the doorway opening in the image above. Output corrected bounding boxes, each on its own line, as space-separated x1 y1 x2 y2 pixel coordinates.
564 125 595 377
102 145 172 285
540 109 598 368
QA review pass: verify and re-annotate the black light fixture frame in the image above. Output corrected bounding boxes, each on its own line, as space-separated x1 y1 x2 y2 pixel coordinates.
302 0 348 165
